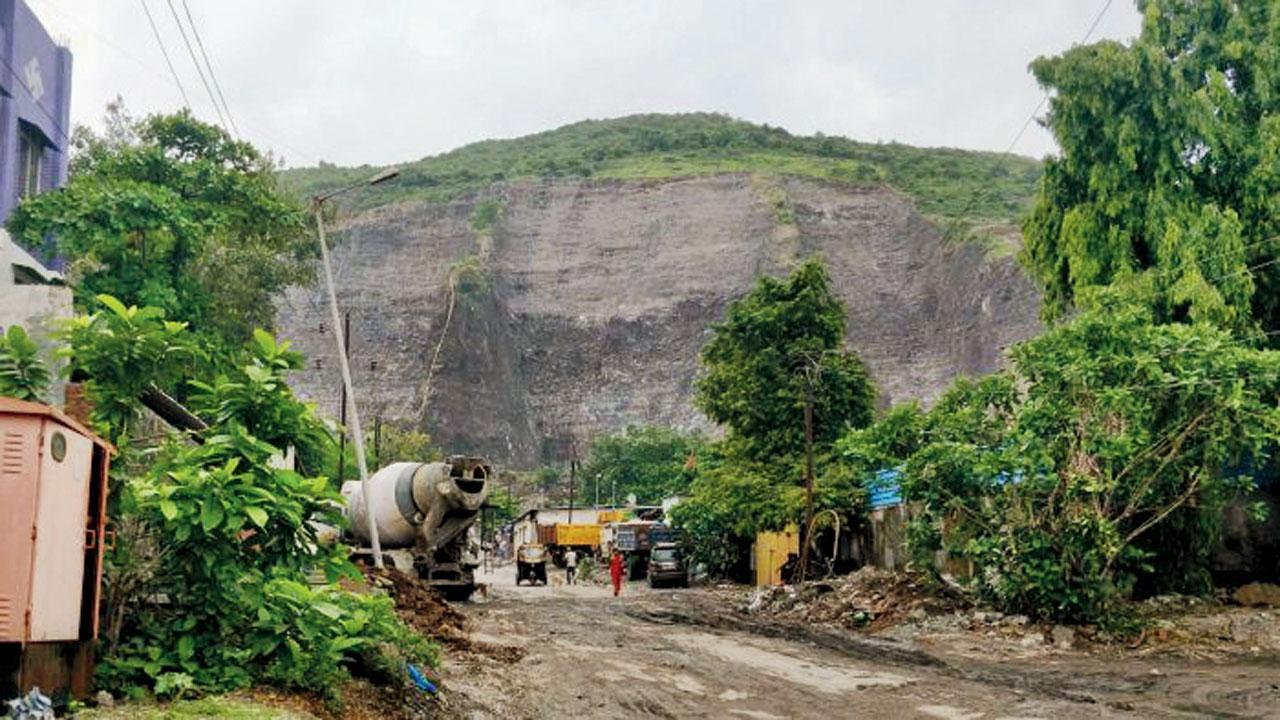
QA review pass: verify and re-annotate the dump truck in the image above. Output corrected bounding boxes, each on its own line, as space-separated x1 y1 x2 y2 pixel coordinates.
610 521 679 579
536 522 602 566
342 455 491 600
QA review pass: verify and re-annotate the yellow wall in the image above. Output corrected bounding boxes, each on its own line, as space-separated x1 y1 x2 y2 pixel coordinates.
753 524 799 587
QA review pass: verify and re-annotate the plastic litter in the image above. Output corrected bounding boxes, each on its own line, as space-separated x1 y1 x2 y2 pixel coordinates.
407 663 437 694
6 687 55 719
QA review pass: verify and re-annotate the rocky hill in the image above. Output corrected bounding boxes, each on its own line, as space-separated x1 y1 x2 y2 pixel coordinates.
277 142 1044 467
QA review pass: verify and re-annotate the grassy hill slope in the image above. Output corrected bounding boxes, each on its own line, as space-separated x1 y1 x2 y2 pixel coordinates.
281 113 1042 225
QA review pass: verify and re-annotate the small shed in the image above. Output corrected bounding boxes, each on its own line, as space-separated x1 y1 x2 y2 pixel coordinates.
0 397 113 702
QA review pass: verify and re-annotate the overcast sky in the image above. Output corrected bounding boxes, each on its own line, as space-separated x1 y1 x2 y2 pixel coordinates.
31 0 1142 169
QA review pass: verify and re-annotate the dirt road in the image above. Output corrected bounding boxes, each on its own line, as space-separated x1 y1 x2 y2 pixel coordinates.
437 566 1280 719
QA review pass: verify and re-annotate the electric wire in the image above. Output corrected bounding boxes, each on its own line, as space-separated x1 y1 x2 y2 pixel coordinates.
138 0 191 110
0 54 68 142
1005 0 1116 154
180 0 239 137
164 0 228 131
31 0 314 162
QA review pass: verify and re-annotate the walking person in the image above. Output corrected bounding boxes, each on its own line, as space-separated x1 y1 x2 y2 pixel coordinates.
609 549 625 597
565 548 578 585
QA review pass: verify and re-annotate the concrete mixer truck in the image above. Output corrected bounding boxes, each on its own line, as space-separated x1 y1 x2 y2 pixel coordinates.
341 455 491 600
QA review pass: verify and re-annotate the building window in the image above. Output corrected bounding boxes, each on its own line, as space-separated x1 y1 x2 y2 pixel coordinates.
17 123 46 200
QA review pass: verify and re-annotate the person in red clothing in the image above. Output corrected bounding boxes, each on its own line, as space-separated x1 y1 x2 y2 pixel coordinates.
609 549 625 597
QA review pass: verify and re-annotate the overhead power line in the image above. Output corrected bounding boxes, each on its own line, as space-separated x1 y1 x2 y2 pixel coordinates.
1005 0 1116 154
163 0 228 132
0 54 68 141
32 0 314 162
180 0 239 137
138 0 191 109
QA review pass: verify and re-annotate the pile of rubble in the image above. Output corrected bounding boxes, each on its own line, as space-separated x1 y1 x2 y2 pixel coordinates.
367 568 525 662
742 569 1280 660
742 567 969 633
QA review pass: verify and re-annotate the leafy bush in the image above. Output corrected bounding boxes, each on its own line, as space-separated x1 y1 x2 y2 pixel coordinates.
51 299 439 700
448 253 490 310
840 290 1280 623
188 329 333 477
58 295 200 443
470 199 503 234
0 325 51 401
100 418 437 699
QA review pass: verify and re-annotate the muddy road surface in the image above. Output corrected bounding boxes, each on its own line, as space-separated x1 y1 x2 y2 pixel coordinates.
437 566 1280 719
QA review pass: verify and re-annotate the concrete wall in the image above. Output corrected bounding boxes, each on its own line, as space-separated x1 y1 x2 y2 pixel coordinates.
0 230 71 402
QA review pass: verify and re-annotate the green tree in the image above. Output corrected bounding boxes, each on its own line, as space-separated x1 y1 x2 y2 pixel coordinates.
580 425 706 505
695 257 876 467
1022 0 1280 331
842 289 1280 623
673 259 875 576
0 326 52 402
7 104 314 352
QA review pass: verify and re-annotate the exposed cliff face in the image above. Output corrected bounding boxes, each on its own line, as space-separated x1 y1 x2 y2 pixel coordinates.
276 174 1042 468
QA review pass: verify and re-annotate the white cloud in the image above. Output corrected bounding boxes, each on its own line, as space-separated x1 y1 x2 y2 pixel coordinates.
31 0 1142 168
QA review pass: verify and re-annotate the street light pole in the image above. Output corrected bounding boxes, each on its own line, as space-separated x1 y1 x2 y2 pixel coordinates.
313 167 399 570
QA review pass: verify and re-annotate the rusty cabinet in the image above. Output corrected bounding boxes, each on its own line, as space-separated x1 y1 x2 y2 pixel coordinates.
0 397 111 700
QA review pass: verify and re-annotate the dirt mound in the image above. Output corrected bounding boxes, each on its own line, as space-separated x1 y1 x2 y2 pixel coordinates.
743 567 969 633
367 568 525 663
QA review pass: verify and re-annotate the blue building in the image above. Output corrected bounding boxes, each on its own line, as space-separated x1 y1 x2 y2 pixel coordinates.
0 0 72 226
0 0 70 399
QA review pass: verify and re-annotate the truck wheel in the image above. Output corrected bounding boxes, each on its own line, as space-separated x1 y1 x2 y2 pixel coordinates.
442 585 476 602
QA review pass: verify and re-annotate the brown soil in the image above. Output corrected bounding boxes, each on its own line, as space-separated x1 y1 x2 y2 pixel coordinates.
366 567 525 662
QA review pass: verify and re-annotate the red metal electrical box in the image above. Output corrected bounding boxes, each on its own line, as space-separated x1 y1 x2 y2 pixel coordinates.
0 397 112 701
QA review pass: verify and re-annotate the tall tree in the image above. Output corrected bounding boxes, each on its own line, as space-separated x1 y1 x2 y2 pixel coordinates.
695 258 876 468
7 103 315 351
581 425 706 505
1022 0 1280 332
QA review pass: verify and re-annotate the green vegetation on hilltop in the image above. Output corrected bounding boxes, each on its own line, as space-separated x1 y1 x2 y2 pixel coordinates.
282 113 1041 224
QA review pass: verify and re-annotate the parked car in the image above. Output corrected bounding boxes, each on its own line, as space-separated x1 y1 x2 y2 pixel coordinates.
646 542 688 588
516 544 549 585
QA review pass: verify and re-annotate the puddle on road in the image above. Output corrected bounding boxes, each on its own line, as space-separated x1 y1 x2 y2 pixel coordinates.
668 631 911 694
728 710 787 720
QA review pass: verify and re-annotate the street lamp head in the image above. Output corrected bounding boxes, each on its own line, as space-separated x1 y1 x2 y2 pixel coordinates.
315 167 402 204
367 167 400 186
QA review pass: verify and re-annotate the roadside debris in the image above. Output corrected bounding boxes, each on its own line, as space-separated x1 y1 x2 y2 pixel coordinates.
742 567 968 633
740 568 1280 661
366 567 525 663
1232 582 1280 607
5 688 54 720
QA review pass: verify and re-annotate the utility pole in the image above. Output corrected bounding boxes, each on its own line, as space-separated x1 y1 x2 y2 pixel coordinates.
312 166 400 570
595 473 601 509
567 438 577 524
797 359 819 584
336 310 351 483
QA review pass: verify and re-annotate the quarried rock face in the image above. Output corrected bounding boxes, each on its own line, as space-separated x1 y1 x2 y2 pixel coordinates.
277 174 1041 467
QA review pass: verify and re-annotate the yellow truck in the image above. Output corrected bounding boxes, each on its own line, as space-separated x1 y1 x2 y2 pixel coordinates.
554 523 602 548
537 522 602 566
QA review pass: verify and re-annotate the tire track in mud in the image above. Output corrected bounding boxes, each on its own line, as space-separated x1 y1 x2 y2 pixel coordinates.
626 596 1280 718
624 599 1142 708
